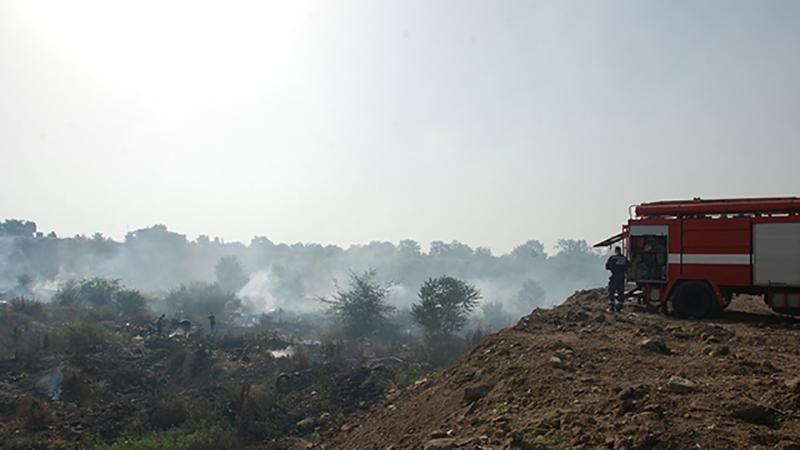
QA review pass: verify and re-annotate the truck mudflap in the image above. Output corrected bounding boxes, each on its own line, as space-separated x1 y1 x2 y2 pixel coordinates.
766 291 800 316
626 284 670 310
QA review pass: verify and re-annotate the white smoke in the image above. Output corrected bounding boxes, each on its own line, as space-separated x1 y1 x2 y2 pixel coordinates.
236 270 281 314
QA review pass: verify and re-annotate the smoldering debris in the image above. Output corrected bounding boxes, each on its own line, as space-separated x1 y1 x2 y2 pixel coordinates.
36 367 63 400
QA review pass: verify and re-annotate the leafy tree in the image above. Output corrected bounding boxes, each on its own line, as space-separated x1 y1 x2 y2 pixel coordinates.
269 264 305 301
78 278 122 308
165 282 238 319
115 288 147 316
510 240 546 259
480 300 514 331
55 278 121 308
10 297 45 318
428 241 473 258
550 239 601 281
215 256 250 294
53 278 148 317
124 225 191 291
515 279 546 311
474 247 493 257
554 239 592 255
319 269 394 339
54 280 82 306
0 219 36 237
16 274 33 296
397 240 421 257
412 276 481 338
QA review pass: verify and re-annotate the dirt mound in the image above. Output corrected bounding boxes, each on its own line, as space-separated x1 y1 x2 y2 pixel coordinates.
326 290 800 450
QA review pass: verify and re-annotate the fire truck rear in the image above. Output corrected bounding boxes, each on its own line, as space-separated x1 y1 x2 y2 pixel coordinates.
596 197 800 318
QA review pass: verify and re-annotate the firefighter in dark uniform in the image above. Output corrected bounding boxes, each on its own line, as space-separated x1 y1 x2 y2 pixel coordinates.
606 246 631 311
208 312 216 335
157 314 165 337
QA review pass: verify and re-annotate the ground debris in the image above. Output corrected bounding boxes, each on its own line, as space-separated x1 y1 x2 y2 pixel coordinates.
326 290 800 449
667 376 698 394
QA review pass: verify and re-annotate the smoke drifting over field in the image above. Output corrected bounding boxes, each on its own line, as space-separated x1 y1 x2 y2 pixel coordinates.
0 220 608 330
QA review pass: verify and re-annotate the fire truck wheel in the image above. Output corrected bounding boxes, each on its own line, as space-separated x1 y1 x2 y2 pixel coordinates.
671 281 715 319
714 294 732 313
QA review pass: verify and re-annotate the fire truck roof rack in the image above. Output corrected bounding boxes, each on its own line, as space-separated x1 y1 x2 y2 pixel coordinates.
635 197 800 218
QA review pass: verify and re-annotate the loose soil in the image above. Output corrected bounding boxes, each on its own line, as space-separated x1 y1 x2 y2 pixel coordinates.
327 290 800 450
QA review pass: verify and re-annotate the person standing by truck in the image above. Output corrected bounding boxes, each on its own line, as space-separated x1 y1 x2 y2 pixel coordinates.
606 246 631 312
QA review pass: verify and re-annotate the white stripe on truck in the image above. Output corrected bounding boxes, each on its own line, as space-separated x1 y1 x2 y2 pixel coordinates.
667 254 750 265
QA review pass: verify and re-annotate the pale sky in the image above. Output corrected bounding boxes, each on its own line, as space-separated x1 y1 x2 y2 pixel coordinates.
2 0 799 253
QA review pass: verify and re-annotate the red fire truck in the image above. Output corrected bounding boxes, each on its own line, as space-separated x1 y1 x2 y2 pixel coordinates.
596 197 800 318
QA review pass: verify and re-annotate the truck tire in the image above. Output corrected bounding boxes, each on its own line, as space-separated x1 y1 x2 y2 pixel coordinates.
714 292 733 313
671 281 716 319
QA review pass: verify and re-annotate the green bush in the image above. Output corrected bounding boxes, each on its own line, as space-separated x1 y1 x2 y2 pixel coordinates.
164 282 238 322
394 362 422 388
412 276 481 340
493 401 509 414
233 384 287 438
511 432 565 450
319 269 395 339
9 297 45 318
165 349 189 375
17 396 53 430
54 278 150 318
115 289 148 317
96 423 238 450
62 368 93 404
58 322 119 354
150 399 187 430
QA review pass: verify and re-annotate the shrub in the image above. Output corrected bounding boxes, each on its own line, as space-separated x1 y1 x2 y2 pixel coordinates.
511 433 566 450
233 384 287 438
9 297 45 318
493 401 509 414
185 399 216 425
412 276 481 340
62 368 93 405
17 396 52 430
10 322 46 361
394 362 422 388
214 256 250 294
319 269 395 339
57 322 118 354
164 282 237 321
150 399 187 430
54 278 150 318
115 289 148 317
165 348 189 375
96 423 238 450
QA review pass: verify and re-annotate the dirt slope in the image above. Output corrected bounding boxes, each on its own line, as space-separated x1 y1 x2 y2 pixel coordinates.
326 290 800 450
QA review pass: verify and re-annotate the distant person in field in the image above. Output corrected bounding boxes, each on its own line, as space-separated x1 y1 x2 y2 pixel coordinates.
605 246 631 312
208 312 216 335
157 314 165 337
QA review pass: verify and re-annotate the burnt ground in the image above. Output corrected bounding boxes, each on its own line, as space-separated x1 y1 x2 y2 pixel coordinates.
0 321 403 450
326 290 800 450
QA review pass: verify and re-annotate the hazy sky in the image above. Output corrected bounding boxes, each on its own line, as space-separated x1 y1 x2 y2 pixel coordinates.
2 1 798 253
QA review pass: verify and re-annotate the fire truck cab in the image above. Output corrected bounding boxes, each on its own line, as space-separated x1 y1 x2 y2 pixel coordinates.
596 197 800 318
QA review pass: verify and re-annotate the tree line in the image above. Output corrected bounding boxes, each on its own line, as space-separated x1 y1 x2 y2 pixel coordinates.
0 219 608 328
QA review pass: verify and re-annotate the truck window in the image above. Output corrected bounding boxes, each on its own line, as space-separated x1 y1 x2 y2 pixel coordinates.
629 235 667 283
